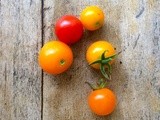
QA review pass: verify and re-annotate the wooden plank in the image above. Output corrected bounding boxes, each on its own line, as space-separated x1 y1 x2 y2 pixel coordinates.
43 0 160 119
0 0 42 119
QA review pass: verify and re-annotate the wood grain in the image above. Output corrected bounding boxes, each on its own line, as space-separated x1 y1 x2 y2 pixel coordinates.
0 0 42 120
0 0 160 119
43 0 160 120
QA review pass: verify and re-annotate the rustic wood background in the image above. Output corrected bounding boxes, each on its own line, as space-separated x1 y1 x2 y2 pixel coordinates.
0 0 160 120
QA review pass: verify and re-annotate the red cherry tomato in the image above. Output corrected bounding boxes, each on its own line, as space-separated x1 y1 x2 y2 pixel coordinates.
55 15 83 45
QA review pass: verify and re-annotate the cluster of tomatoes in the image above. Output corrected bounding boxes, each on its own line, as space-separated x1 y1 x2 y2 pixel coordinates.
38 6 118 116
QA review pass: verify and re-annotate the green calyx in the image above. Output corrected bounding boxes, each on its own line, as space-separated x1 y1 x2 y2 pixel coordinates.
89 51 121 80
85 79 107 91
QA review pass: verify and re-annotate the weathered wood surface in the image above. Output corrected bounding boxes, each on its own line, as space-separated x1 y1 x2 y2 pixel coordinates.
0 0 42 120
0 0 160 120
43 0 160 120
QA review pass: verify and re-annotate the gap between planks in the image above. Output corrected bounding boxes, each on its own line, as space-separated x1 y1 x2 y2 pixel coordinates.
41 0 44 120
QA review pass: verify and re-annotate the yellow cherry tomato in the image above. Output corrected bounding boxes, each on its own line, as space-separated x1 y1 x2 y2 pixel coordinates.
38 41 73 74
86 41 116 69
80 6 104 31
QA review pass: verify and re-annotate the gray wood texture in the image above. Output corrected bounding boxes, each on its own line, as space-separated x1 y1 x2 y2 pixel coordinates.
1 0 160 120
0 0 42 120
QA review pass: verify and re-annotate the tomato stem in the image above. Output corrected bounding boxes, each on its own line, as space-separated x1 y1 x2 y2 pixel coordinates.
85 82 98 90
89 51 121 80
86 79 108 90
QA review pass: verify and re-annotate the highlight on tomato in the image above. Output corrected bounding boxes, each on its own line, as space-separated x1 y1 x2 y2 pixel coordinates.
80 6 104 31
86 40 120 79
38 40 73 74
86 79 116 116
55 15 83 45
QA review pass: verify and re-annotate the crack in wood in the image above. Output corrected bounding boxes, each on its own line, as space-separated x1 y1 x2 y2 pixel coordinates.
30 0 33 6
41 0 44 120
136 7 145 18
154 21 158 32
4 63 7 102
43 7 51 11
133 34 140 49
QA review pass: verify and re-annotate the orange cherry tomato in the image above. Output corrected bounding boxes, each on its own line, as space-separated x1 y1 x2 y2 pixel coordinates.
86 41 116 69
80 6 104 31
88 88 116 116
38 41 73 74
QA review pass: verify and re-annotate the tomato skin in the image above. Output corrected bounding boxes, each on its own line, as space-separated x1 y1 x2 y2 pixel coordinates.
38 41 73 74
88 88 116 116
86 41 116 69
55 15 83 45
80 6 104 31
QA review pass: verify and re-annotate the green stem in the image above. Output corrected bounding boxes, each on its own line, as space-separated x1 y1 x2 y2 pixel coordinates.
89 51 121 79
86 79 108 90
85 82 98 91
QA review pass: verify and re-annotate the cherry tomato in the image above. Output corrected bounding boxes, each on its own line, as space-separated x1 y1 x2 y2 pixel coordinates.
55 15 83 45
80 6 104 31
86 41 116 69
38 41 73 74
88 88 116 116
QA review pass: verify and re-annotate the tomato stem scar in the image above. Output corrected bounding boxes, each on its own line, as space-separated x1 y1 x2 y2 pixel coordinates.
95 21 100 26
60 59 65 65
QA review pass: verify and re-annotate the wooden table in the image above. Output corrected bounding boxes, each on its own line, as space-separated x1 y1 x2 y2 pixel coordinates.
0 0 160 119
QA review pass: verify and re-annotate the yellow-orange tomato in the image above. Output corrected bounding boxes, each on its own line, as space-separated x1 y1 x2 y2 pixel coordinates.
38 41 73 74
86 41 116 69
80 6 104 31
88 88 116 116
